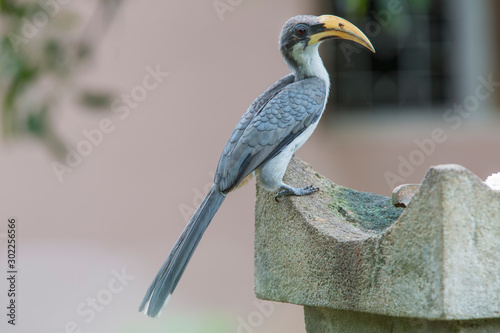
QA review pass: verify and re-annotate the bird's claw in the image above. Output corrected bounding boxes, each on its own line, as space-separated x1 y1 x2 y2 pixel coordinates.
275 184 319 202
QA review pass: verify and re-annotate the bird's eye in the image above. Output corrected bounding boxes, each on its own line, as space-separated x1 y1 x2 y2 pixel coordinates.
295 24 308 36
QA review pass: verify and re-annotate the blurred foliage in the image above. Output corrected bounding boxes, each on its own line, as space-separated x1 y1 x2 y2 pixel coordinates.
79 90 115 110
120 311 233 333
334 0 433 37
340 0 432 16
0 0 122 155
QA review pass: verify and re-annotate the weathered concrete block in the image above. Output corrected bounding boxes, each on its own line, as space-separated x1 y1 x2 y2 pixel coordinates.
304 307 500 333
255 157 500 331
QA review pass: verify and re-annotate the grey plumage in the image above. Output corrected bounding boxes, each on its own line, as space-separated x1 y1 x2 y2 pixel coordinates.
139 185 225 317
140 75 326 317
140 14 374 318
215 76 327 193
139 74 326 318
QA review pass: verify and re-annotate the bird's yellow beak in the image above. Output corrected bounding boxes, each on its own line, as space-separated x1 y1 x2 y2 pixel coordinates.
309 15 375 53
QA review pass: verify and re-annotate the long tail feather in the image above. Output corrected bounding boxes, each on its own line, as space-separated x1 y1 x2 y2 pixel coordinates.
139 185 225 317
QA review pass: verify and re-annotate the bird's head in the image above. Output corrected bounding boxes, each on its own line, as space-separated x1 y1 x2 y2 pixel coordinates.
280 15 375 80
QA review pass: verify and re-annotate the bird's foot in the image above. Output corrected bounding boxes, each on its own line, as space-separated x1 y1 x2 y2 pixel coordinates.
275 184 319 202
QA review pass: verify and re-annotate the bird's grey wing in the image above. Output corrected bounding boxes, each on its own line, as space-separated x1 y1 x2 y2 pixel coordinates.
219 73 295 157
213 74 294 186
215 77 327 193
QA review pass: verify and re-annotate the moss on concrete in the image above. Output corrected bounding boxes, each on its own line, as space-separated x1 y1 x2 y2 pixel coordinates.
328 185 403 232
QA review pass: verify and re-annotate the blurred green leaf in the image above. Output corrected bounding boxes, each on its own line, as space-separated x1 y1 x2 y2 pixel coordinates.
0 0 123 153
410 0 432 13
44 39 65 72
345 0 370 16
79 91 115 110
27 107 48 137
4 65 38 108
0 0 28 17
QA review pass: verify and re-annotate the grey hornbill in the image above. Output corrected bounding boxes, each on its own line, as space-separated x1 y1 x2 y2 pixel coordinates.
140 14 375 317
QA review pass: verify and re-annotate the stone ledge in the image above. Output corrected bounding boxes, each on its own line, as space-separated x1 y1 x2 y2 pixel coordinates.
304 307 500 333
254 157 500 320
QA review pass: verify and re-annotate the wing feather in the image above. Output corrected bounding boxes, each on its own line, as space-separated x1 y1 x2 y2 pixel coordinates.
215 76 327 193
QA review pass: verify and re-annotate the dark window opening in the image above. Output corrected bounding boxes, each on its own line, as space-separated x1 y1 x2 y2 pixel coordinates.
326 0 454 114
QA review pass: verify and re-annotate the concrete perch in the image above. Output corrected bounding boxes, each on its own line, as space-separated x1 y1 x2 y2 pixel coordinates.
255 157 500 332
